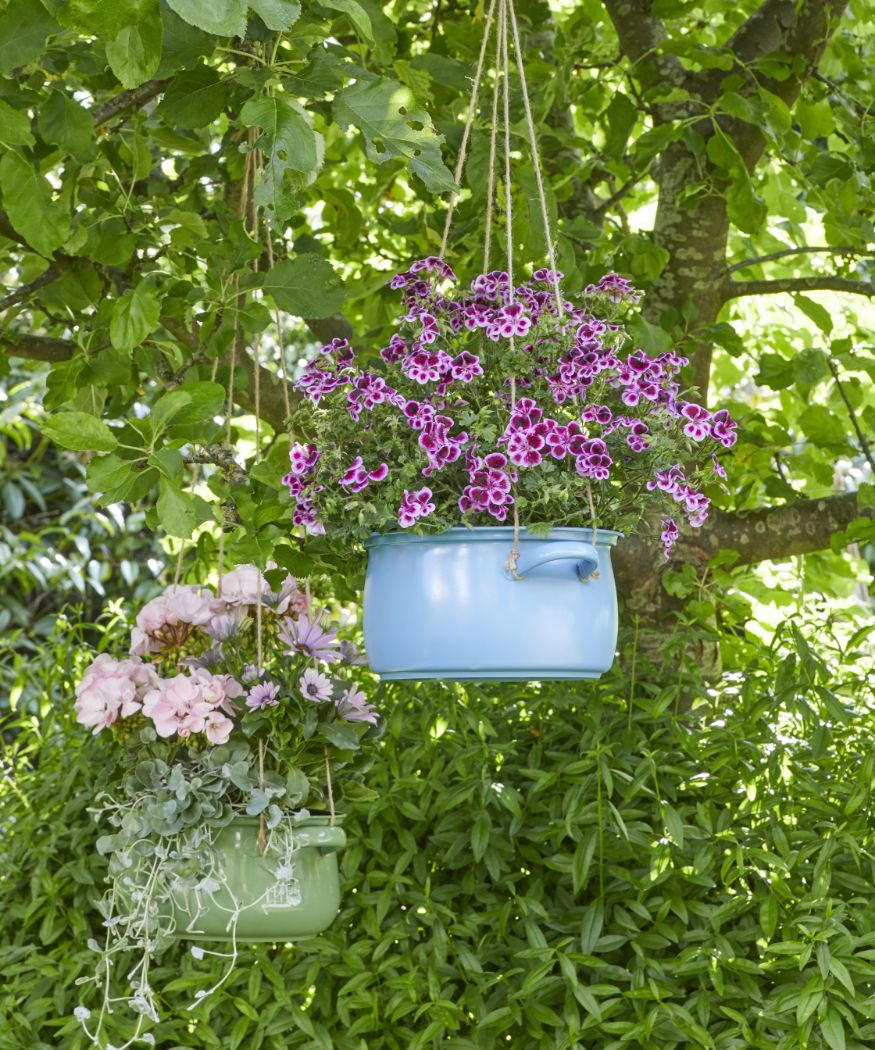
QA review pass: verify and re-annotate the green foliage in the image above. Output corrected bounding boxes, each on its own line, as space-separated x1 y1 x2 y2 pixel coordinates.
0 369 164 714
3 612 875 1048
0 0 871 579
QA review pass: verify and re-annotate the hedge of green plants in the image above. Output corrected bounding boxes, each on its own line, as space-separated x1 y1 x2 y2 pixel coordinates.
2 616 875 1050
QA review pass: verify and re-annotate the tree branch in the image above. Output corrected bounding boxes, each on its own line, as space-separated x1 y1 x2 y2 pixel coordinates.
0 262 69 311
592 172 648 218
723 0 849 168
727 245 867 274
614 491 873 594
90 78 171 126
827 357 875 475
0 334 77 363
724 276 874 300
601 0 688 90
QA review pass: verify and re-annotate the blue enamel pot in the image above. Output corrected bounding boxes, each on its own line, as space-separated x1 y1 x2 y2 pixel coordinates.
363 526 621 680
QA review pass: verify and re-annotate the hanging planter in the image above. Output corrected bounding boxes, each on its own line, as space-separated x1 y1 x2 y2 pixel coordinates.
283 0 738 682
169 816 346 943
73 566 378 1045
364 527 620 679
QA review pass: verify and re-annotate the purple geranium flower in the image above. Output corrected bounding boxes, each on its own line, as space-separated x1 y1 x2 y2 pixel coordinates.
398 487 436 528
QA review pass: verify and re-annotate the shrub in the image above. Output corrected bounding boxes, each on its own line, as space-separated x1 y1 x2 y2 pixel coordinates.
2 616 875 1049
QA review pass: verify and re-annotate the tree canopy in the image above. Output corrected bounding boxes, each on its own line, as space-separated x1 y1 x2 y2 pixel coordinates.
1 0 873 602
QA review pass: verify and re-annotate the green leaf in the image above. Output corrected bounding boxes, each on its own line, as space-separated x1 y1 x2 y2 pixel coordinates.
155 5 213 75
0 100 35 148
759 896 778 940
164 0 246 36
726 172 766 235
798 405 846 447
663 804 684 847
793 294 833 335
263 254 346 319
320 721 361 750
110 280 162 352
42 412 118 453
156 481 196 537
240 96 320 219
37 91 93 154
149 447 184 481
333 79 454 193
284 768 309 805
105 0 163 88
0 151 68 258
168 381 226 424
821 1007 846 1050
156 64 226 128
829 957 855 996
471 814 490 861
603 94 637 159
857 482 875 510
250 0 301 30
0 0 59 76
580 899 604 954
245 789 270 815
151 390 192 431
319 0 373 42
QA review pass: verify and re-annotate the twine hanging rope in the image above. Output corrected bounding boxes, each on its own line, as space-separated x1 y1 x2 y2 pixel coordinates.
437 0 600 577
302 580 335 826
438 0 498 261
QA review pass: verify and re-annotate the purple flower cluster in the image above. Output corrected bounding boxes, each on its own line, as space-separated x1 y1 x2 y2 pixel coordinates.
340 457 389 493
398 487 435 527
419 415 468 476
661 518 679 558
459 452 516 521
290 259 738 541
584 273 640 304
282 442 324 534
646 465 710 527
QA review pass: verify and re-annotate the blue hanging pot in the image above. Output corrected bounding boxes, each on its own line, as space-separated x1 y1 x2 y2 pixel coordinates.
363 526 621 681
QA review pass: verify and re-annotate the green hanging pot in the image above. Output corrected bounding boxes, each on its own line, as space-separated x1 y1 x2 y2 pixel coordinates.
170 815 346 943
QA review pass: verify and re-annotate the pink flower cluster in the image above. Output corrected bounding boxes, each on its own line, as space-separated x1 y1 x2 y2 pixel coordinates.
585 273 640 304
75 654 159 734
661 518 680 559
142 669 241 744
282 442 324 534
74 653 241 744
130 585 213 656
75 565 375 745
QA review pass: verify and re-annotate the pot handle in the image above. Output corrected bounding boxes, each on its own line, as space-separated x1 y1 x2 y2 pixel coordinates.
512 541 600 582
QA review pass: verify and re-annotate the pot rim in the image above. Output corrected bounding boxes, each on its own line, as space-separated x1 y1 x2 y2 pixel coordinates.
224 813 345 827
366 525 622 550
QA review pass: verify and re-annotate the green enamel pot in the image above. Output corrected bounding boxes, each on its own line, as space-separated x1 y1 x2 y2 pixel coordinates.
170 815 346 943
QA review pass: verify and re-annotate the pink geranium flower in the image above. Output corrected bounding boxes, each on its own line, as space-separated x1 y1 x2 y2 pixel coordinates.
130 584 214 655
203 710 234 745
74 654 158 734
216 565 269 607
